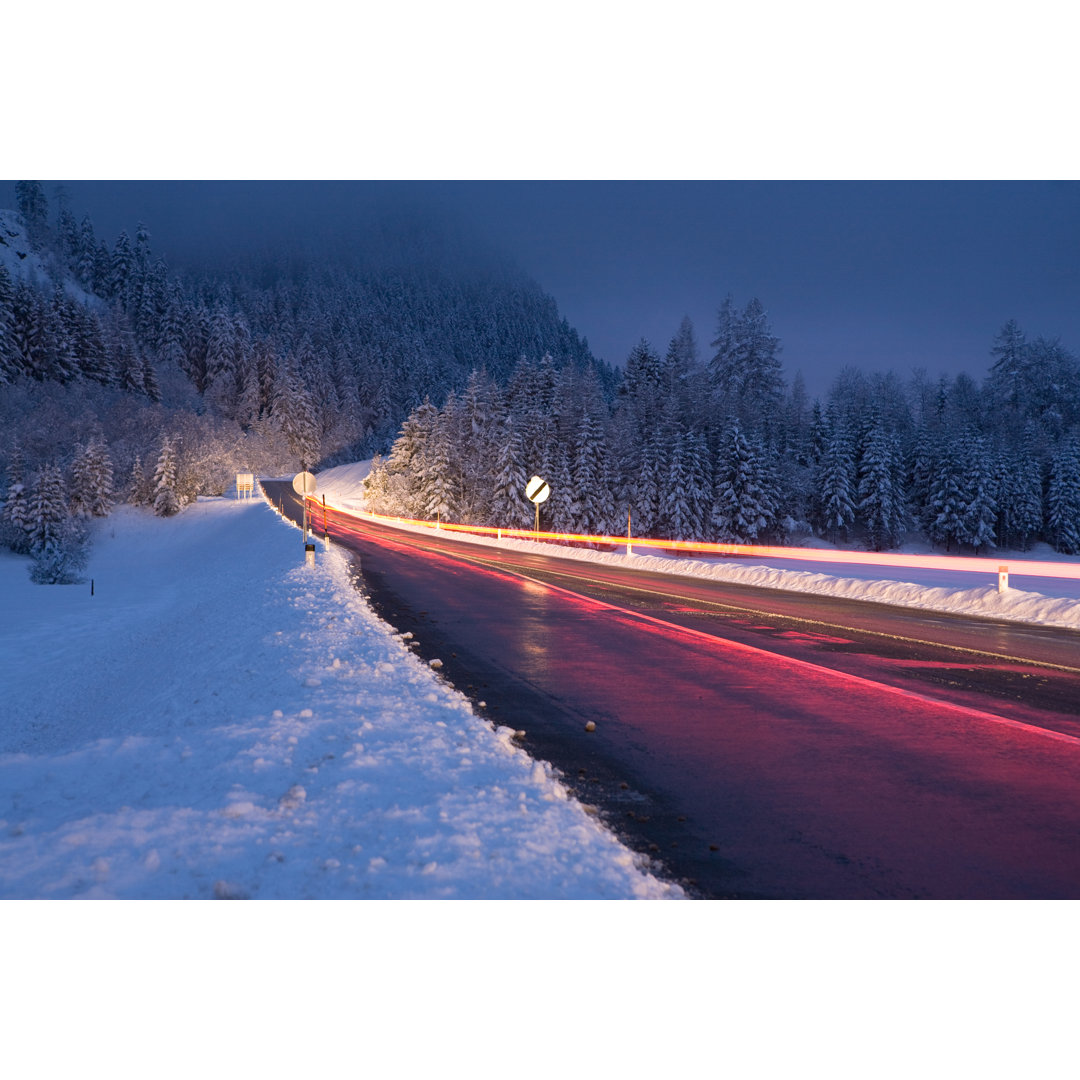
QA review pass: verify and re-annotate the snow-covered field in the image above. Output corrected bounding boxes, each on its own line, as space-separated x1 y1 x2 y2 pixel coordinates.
314 461 1080 630
0 495 680 899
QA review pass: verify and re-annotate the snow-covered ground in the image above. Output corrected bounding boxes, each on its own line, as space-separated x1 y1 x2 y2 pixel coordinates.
314 461 1080 630
0 495 681 899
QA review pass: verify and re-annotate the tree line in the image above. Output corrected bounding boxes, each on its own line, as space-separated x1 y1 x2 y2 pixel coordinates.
366 307 1080 555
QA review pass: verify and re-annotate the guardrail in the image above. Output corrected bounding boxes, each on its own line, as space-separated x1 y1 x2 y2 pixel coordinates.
304 496 1080 588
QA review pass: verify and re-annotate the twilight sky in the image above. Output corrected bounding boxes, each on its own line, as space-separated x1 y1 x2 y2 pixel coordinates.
8 180 1078 399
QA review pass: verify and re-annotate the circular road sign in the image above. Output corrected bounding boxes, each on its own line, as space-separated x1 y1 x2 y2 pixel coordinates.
525 475 550 504
292 471 318 495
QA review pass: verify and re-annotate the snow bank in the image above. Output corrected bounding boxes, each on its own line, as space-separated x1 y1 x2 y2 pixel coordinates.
0 497 680 899
313 462 1080 630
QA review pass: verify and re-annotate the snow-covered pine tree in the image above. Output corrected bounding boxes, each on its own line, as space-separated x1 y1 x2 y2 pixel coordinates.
15 181 50 244
0 265 20 384
273 367 321 470
664 430 694 540
26 464 87 584
686 430 713 541
857 419 907 551
127 455 152 506
570 410 610 536
1047 435 1080 554
421 412 456 523
1 446 31 552
89 439 114 518
631 428 666 537
26 463 67 559
711 423 778 543
710 296 783 433
816 413 856 541
958 433 997 553
490 420 531 528
69 442 96 518
926 441 969 551
152 437 181 517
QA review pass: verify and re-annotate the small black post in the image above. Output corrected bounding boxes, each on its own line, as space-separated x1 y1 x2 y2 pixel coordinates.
91 578 94 596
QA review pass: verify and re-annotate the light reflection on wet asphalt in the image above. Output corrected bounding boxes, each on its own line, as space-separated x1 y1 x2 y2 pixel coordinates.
264 484 1080 899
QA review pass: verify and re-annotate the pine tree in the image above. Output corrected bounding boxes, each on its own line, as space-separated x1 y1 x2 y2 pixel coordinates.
632 428 666 537
1 446 31 553
273 368 321 469
857 419 907 551
0 264 19 383
958 434 997 553
70 443 97 518
491 421 531 528
27 464 87 584
710 296 783 432
89 440 114 517
817 414 856 541
1047 436 1080 554
15 182 50 244
711 423 778 543
664 430 695 540
27 464 68 559
152 437 181 517
127 455 152 506
927 441 969 551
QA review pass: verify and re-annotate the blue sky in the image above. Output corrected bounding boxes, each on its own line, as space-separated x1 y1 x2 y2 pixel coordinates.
7 180 1077 399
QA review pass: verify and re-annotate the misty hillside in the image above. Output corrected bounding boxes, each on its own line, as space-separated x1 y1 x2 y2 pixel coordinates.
0 182 616 576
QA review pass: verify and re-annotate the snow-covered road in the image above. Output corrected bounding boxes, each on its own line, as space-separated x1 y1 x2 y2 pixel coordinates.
0 497 681 899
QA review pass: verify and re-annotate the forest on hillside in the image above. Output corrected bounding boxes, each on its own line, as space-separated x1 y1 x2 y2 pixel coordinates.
0 183 605 580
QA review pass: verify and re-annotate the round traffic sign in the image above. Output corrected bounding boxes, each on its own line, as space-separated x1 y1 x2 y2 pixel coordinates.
292 471 318 495
525 475 550 504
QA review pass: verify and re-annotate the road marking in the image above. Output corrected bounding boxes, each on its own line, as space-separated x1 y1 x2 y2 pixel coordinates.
336 514 1080 749
366 524 1080 677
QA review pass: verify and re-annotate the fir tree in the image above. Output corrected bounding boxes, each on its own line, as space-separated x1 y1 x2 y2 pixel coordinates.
817 414 856 541
26 464 68 559
1 446 31 553
1047 436 1080 554
153 437 181 517
958 433 997 553
0 264 19 383
857 419 907 551
127 455 152 506
711 423 778 543
15 182 50 244
491 421 531 528
27 464 87 584
70 443 97 518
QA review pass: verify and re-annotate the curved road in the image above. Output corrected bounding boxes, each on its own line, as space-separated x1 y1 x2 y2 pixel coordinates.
265 482 1080 899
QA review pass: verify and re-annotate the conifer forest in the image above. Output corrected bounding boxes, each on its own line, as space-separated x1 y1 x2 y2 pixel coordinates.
2 181 1080 584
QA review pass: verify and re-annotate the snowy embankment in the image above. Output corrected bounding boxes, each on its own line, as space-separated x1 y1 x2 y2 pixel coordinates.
0 496 680 899
313 461 1080 631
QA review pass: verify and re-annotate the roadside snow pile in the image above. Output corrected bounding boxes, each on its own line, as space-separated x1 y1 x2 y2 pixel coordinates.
312 461 1080 631
0 498 680 899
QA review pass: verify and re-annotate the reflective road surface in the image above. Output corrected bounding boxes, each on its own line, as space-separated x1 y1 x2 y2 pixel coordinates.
265 483 1080 899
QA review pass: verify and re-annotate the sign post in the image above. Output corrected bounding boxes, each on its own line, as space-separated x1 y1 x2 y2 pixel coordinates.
292 471 318 565
524 475 550 535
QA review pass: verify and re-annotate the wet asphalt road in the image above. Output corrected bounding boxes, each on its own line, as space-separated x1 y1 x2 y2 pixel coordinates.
264 483 1080 899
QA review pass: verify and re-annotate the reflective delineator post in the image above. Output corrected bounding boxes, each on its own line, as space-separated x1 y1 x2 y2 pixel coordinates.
323 494 329 545
998 565 1009 592
627 508 633 556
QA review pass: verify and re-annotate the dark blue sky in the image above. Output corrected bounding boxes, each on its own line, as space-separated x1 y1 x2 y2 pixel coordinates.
8 180 1078 398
